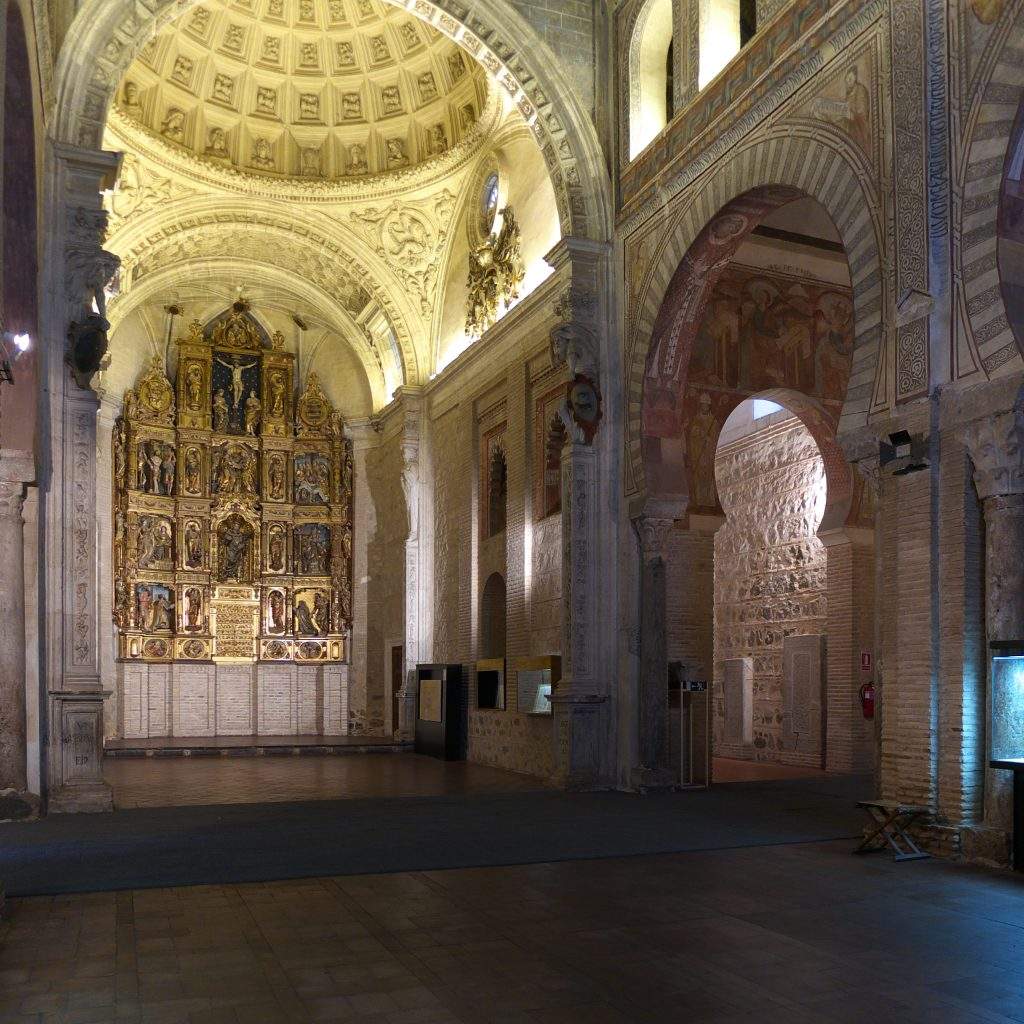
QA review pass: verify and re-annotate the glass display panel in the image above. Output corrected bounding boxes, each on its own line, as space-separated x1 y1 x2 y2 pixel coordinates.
991 654 1024 765
517 669 552 715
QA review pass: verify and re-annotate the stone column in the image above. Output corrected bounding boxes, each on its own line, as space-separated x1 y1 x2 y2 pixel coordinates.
632 514 675 790
961 391 1024 836
550 432 606 789
544 236 612 789
0 450 32 794
397 387 424 741
40 142 121 813
346 421 376 735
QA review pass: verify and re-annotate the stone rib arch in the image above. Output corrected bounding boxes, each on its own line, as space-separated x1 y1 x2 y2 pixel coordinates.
52 0 612 241
104 195 422 354
625 133 884 503
109 213 417 394
107 258 388 410
956 2 1024 378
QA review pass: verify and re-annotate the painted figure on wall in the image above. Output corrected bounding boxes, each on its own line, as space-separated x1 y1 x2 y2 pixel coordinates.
686 392 720 510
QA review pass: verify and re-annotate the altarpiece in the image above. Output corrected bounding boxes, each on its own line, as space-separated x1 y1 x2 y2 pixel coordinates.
112 303 352 666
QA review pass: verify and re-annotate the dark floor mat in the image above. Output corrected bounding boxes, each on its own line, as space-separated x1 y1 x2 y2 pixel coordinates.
0 774 871 896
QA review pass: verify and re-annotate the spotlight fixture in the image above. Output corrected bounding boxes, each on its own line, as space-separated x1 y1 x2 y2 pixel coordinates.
880 430 930 475
0 331 32 385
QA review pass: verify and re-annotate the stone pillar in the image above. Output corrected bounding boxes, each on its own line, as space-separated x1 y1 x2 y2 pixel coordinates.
632 514 675 789
819 525 875 773
961 392 1024 837
550 433 606 789
397 387 424 741
0 450 32 793
545 236 612 789
40 143 121 813
346 422 376 735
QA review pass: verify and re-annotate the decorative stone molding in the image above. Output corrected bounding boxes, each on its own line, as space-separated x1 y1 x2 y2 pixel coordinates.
959 389 1024 500
545 237 610 381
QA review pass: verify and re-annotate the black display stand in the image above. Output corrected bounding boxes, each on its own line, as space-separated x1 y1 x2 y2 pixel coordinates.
413 664 464 760
991 759 1024 872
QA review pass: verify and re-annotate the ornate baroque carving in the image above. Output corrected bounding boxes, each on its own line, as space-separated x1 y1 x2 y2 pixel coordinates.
465 205 525 337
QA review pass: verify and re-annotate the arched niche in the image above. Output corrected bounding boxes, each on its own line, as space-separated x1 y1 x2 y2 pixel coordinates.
628 0 674 159
1 2 39 453
480 572 507 660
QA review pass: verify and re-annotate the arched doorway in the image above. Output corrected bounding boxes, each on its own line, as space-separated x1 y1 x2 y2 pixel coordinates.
711 393 864 780
639 189 877 788
0 0 39 802
37 0 613 809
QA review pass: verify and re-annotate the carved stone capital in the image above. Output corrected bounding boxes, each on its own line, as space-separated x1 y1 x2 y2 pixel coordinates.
0 479 26 520
959 391 1024 500
0 450 34 519
635 515 674 565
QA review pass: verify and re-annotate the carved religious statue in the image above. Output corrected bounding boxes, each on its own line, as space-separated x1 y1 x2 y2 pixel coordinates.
465 205 525 337
217 516 253 583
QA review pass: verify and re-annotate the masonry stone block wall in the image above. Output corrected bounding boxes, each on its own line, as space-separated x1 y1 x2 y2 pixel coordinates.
712 418 828 765
422 314 567 780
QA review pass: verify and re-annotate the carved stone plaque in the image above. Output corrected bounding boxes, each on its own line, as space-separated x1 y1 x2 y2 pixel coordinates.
723 657 753 746
782 634 825 757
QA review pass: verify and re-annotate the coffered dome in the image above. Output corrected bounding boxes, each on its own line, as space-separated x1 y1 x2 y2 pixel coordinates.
115 0 488 179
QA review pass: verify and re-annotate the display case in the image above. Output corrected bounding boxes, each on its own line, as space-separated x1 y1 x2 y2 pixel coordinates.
413 663 464 760
990 642 1024 873
991 643 1024 768
514 655 560 716
476 658 506 710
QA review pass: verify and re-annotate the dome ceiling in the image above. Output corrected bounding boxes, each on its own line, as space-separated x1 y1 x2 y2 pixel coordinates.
115 0 488 179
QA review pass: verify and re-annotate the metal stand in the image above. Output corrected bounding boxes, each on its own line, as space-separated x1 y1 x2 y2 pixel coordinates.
854 800 930 862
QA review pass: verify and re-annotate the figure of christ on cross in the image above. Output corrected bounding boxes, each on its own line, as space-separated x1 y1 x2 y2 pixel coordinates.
215 355 258 413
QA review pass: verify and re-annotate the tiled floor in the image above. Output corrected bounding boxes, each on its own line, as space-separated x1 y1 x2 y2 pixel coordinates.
3 840 1024 1023
103 753 547 809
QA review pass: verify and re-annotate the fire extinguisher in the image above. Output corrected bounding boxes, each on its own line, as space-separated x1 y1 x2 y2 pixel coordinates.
859 682 875 720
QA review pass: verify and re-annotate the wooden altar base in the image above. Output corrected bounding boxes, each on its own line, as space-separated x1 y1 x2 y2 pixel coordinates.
104 734 408 758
